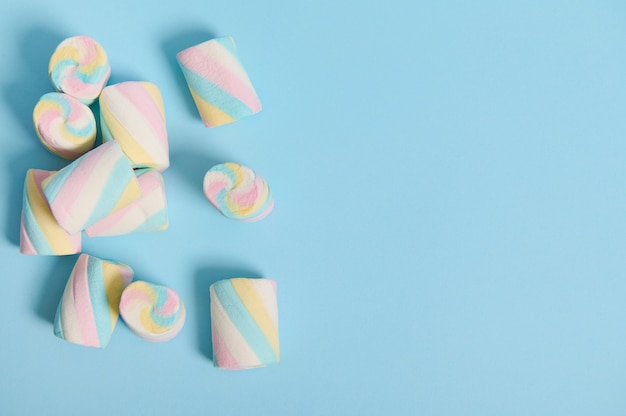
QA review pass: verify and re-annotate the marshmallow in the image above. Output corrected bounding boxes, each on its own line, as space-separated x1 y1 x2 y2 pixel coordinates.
210 278 279 370
54 254 133 348
203 162 273 222
85 168 168 237
100 81 169 171
20 169 81 256
119 281 186 342
33 92 96 160
48 36 111 105
42 141 141 234
176 36 262 127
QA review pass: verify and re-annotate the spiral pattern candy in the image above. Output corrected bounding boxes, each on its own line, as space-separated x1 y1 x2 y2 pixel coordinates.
48 36 111 105
85 168 168 237
176 36 262 128
119 281 186 342
203 162 274 222
100 81 169 171
19 169 81 256
54 254 134 348
33 92 96 160
210 278 280 370
42 141 141 234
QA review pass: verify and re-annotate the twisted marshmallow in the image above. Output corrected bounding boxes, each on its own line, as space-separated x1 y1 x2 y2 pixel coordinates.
33 92 96 160
203 162 273 222
119 281 186 342
48 36 111 105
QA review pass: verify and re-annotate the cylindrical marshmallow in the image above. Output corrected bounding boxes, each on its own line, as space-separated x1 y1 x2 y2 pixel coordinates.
42 141 141 234
54 254 133 348
203 162 274 222
100 81 169 171
48 36 111 105
176 36 262 128
209 278 279 370
119 281 186 342
33 92 96 160
20 169 81 256
85 168 168 237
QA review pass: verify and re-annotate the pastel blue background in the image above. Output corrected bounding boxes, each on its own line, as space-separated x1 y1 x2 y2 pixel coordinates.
1 1 625 414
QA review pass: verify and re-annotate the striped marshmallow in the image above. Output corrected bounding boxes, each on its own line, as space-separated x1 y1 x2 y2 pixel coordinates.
53 254 133 348
210 278 279 370
100 81 169 171
20 169 81 256
85 168 168 237
42 141 141 234
176 36 262 128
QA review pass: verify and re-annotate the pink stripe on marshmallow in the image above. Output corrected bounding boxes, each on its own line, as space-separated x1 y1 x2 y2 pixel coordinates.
229 182 262 206
19 215 37 255
157 289 180 315
78 37 97 62
64 76 100 98
38 110 62 137
67 99 83 123
72 255 100 347
212 326 240 369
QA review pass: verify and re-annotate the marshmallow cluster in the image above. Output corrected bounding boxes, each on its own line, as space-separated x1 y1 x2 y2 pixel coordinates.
24 35 171 254
52 254 185 348
20 35 280 366
22 35 182 347
177 38 280 369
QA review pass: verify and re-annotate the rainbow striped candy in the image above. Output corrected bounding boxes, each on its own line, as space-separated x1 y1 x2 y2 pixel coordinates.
119 281 186 342
20 169 81 256
176 36 262 128
85 168 168 237
54 254 133 348
42 141 141 234
203 162 274 222
100 81 169 171
210 278 279 370
33 92 96 160
48 36 111 105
